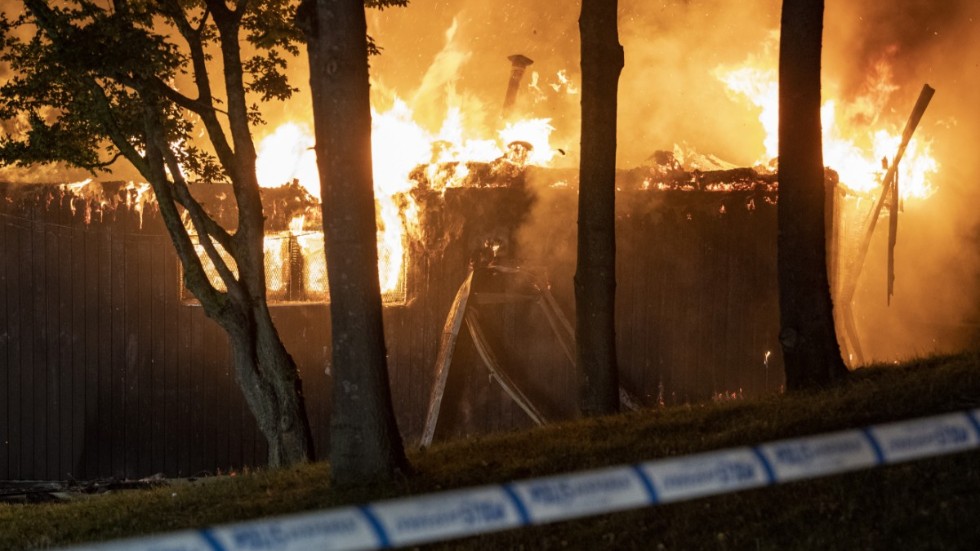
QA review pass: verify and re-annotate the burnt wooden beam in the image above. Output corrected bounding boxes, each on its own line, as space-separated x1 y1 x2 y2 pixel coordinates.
839 84 935 309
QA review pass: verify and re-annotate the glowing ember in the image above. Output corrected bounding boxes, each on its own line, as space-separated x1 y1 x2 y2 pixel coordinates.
530 69 580 102
716 43 939 200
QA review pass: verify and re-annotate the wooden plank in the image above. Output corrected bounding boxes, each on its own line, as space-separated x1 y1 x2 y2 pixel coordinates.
536 290 575 366
31 223 48 479
653 215 671 404
71 225 87 478
723 216 741 394
137 236 154 477
705 217 723 395
227 335 243 474
465 308 546 426
177 268 194 476
190 311 206 474
162 240 180 476
123 235 141 477
202 315 217 474
110 231 127 476
215 324 230 473
80 228 100 479
419 269 474 448
385 295 406 439
0 217 9 479
231 384 246 473
398 259 423 440
45 226 65 478
221 331 234 473
617 213 638 396
719 215 735 394
411 256 434 439
202 319 218 473
214 327 230 474
58 226 75 478
839 84 935 308
694 221 710 399
11 221 30 479
308 306 330 464
644 213 662 402
677 216 699 402
96 230 114 477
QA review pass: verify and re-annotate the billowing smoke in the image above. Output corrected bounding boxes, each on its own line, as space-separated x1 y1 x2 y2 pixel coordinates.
2 0 977 361
364 0 980 362
366 0 582 163
822 0 980 359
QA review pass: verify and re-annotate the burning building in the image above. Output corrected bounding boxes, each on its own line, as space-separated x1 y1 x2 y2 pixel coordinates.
1 0 979 481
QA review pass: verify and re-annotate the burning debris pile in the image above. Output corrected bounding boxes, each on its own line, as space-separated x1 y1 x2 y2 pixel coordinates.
407 142 782 196
0 179 320 233
407 142 537 190
0 180 157 229
623 147 779 195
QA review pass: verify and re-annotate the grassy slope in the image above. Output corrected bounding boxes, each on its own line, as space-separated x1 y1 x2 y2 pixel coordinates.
3 352 980 550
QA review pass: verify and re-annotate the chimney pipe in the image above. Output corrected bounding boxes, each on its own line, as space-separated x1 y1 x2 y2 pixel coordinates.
502 54 534 118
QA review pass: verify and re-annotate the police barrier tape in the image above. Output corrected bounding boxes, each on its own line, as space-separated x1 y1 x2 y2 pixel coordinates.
62 410 980 551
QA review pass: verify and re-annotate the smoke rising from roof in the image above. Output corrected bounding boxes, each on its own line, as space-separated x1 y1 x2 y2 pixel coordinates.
363 0 980 361
2 0 978 361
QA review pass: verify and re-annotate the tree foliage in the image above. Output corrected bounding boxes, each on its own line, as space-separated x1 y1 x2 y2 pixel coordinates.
0 0 316 467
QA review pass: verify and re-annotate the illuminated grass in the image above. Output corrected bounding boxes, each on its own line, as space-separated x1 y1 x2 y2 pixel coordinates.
3 352 979 550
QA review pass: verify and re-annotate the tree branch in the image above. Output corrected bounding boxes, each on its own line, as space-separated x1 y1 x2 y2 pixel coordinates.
77 150 124 171
158 0 239 172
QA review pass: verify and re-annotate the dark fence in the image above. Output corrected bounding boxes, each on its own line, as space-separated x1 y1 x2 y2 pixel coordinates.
0 215 267 479
0 181 784 480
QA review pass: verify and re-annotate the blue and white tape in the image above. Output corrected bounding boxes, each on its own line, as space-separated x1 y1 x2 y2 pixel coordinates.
63 409 980 551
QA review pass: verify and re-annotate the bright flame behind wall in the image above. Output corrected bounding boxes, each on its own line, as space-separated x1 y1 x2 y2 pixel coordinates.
715 40 939 200
254 99 558 297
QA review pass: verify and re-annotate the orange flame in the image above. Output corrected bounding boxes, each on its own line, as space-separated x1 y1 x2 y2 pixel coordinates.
716 46 939 200
254 99 558 298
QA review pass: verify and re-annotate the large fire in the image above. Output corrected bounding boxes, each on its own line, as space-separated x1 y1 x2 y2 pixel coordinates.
715 47 939 200
253 98 559 299
247 35 939 304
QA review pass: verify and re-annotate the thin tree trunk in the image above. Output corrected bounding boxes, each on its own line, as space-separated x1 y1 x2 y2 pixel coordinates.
777 0 848 389
576 0 624 416
227 317 313 467
143 115 314 468
301 0 409 485
17 0 317 469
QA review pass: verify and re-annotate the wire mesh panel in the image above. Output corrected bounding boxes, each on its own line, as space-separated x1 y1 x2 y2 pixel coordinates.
180 231 407 305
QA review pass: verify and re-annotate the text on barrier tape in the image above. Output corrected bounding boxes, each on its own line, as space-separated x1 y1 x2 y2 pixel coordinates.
61 409 980 551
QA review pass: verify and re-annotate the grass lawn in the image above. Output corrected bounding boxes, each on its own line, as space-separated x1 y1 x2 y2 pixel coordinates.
3 351 980 550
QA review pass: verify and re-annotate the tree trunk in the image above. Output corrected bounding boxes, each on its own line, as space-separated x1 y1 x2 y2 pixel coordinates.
14 0 317 470
301 0 409 485
576 0 624 416
777 0 848 389
226 310 314 467
143 119 315 468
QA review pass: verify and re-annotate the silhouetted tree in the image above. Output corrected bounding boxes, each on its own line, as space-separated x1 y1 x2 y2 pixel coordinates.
576 0 624 415
777 0 848 388
0 0 314 466
297 0 410 485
